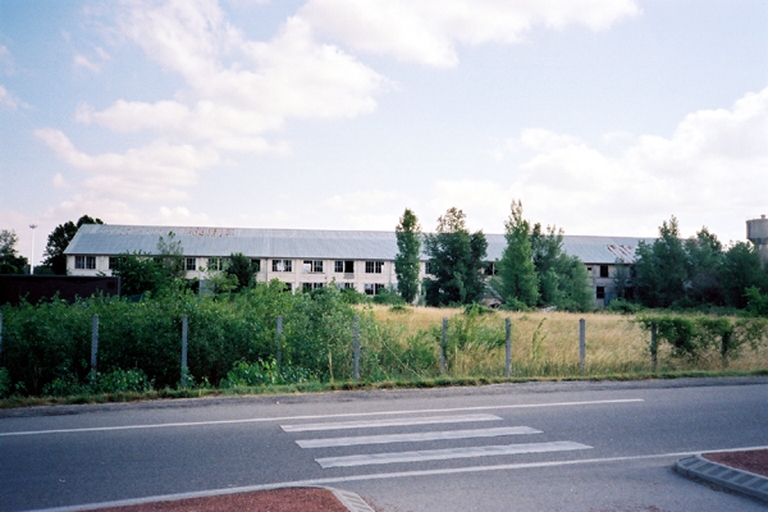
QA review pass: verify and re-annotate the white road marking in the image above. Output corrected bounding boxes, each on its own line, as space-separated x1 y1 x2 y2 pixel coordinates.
315 441 593 468
0 398 643 437
281 413 501 433
27 447 768 512
296 426 542 448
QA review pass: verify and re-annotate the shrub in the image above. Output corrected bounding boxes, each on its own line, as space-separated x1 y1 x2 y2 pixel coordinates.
220 359 315 388
607 298 644 314
0 368 12 398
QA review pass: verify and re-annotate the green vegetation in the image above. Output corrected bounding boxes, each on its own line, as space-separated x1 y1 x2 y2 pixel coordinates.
633 216 768 310
1 291 766 405
0 229 28 274
395 208 422 304
423 207 488 306
496 200 539 309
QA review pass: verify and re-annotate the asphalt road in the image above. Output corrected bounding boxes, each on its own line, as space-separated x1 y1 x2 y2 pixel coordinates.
1 377 767 512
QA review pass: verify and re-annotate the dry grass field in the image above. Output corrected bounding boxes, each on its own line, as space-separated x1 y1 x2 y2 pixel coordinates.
364 305 768 379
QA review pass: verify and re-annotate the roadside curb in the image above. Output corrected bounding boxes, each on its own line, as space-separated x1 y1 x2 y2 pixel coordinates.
674 454 768 503
328 487 376 512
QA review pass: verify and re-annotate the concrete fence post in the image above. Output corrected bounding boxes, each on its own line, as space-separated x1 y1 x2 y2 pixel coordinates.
90 314 99 377
440 317 448 374
276 315 283 372
579 318 586 375
0 312 3 361
181 315 189 388
650 321 658 372
505 317 512 377
353 316 360 381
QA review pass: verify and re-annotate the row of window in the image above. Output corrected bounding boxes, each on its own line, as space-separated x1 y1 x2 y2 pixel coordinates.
81 255 387 276
298 282 384 295
271 259 384 274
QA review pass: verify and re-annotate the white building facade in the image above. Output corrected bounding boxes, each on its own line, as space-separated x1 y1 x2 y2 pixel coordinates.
64 224 650 305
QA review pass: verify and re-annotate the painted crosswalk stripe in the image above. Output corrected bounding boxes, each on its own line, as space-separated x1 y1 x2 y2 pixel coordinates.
296 426 542 448
315 441 593 468
281 414 501 433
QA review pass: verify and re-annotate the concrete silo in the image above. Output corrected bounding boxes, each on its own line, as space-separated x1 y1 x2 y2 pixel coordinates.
747 215 768 266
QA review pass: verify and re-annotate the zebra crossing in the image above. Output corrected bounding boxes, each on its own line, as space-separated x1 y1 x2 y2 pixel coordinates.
281 413 592 469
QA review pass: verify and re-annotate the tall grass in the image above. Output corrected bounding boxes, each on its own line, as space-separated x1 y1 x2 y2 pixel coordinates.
367 306 768 378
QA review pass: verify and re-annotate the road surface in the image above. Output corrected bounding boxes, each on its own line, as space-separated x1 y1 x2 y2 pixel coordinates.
1 377 767 511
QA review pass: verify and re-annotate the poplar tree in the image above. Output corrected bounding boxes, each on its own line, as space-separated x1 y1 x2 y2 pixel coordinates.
394 208 422 303
497 201 539 309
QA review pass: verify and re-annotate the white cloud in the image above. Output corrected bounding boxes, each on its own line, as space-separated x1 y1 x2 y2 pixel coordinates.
77 2 387 152
158 206 211 225
45 0 389 221
428 179 511 231
0 45 13 73
74 54 101 73
35 128 217 202
300 0 641 67
324 190 409 212
491 87 768 239
0 85 19 109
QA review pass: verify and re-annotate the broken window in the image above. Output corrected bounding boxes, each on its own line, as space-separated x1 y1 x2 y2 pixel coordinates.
335 260 354 273
364 283 385 295
207 258 223 271
303 260 324 273
272 259 292 272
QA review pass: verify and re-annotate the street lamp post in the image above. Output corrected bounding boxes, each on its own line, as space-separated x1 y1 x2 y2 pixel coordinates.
29 224 38 275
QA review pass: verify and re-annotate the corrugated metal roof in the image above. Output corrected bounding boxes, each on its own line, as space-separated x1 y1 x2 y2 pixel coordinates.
65 224 653 264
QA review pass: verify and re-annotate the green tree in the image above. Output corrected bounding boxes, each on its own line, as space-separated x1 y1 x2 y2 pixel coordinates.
156 231 185 280
721 241 767 309
684 227 725 306
612 259 631 300
42 215 103 274
394 208 422 303
496 200 538 309
0 229 28 274
423 208 487 306
634 216 689 308
530 222 592 311
226 252 257 292
109 252 168 297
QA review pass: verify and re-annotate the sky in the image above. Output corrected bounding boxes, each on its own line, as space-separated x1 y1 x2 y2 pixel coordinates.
1 0 767 267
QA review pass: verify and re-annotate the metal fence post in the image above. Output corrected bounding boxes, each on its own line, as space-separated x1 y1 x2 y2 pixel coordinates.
440 317 448 374
0 312 3 361
505 317 512 377
353 316 360 381
90 314 99 377
579 318 586 375
181 315 188 388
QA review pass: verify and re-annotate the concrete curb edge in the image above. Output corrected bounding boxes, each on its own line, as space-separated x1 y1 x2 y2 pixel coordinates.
328 487 376 512
674 454 768 503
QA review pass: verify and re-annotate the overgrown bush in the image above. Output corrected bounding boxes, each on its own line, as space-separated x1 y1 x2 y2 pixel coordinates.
636 314 767 366
607 298 644 314
219 358 315 388
42 368 153 397
0 368 11 398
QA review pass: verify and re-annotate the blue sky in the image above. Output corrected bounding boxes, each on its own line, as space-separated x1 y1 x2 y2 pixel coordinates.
1 0 766 266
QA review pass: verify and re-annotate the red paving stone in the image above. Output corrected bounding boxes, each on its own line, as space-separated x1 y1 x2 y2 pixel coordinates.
90 487 350 512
